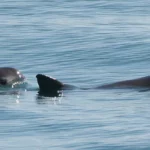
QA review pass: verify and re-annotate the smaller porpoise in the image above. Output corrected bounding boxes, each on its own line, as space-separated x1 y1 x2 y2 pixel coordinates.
36 74 150 94
0 67 25 86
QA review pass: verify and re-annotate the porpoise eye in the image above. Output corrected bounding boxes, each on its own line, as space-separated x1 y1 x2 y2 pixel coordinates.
0 79 7 85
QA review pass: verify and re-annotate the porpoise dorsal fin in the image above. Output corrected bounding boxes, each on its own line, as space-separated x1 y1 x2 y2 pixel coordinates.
36 74 64 92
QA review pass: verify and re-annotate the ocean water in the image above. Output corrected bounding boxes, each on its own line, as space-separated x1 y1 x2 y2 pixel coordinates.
0 0 150 149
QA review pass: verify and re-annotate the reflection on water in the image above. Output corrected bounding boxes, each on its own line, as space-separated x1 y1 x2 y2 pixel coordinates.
36 95 63 105
0 90 20 96
36 90 63 105
0 88 26 105
0 84 64 105
37 89 63 97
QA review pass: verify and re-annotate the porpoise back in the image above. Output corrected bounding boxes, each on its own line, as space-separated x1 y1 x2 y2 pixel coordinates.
99 76 150 88
36 74 150 95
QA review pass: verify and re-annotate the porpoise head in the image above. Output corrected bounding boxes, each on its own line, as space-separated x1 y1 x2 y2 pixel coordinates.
0 67 25 86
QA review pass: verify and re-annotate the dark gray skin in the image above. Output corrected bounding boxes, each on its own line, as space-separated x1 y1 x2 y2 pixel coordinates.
36 74 150 95
36 74 75 97
0 67 25 86
97 76 150 89
1 67 150 97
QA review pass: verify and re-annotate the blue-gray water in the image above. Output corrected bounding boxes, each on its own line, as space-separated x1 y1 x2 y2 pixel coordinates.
0 1 150 150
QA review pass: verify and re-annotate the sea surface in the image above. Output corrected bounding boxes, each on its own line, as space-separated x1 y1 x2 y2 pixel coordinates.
0 0 150 150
